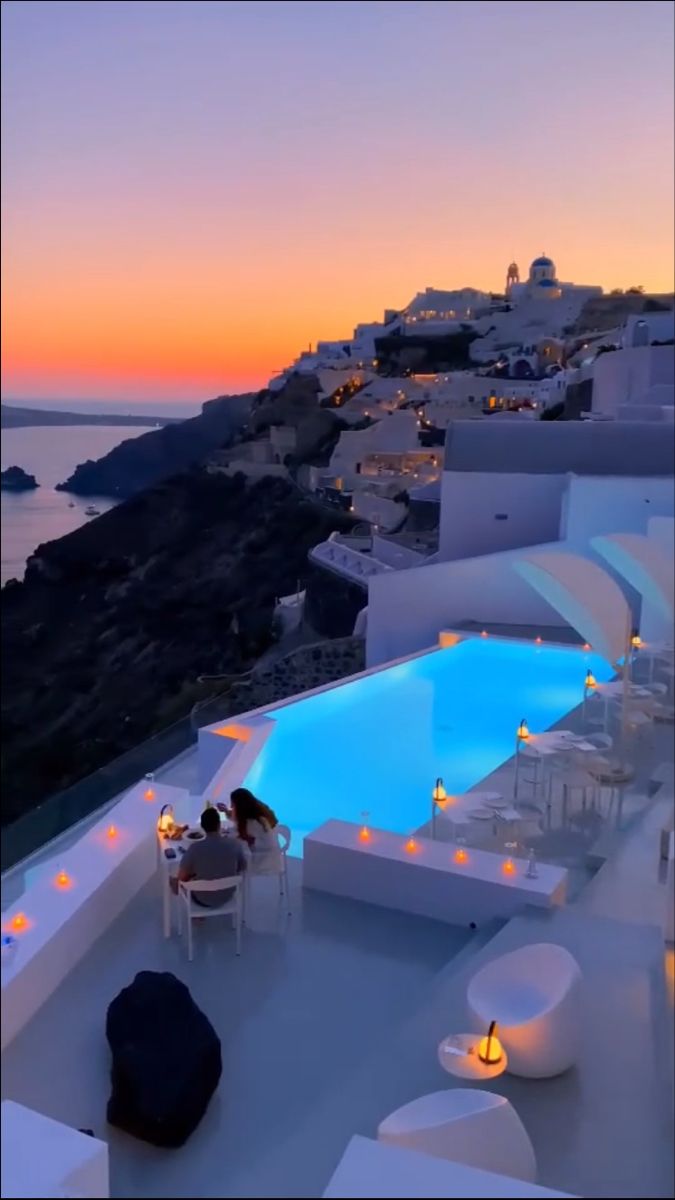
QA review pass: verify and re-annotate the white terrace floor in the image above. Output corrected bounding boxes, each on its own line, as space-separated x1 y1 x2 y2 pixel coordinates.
1 668 674 1198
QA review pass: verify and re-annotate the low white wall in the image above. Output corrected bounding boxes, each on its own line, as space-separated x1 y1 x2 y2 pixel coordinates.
1 781 186 1051
366 544 567 666
1 1101 109 1199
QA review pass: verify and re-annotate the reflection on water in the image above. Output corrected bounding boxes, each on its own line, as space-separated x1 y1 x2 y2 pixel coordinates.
1 425 147 583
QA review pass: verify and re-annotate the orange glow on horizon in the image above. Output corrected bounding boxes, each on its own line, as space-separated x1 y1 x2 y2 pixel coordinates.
2 2 672 405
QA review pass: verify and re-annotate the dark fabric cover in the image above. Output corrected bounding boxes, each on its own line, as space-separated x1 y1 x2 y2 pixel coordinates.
106 970 221 1147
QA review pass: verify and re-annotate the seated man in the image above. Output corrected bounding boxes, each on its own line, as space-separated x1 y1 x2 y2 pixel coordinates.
171 806 246 907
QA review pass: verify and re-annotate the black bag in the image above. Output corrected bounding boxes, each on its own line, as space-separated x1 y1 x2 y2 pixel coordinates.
106 970 221 1147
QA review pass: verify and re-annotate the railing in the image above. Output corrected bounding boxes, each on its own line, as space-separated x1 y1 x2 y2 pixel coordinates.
1 633 364 873
0 712 197 873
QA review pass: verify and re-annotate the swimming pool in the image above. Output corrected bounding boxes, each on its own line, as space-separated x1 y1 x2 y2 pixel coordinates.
243 637 614 855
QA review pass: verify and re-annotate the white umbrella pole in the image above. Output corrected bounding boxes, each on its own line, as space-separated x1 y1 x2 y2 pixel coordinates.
619 613 633 772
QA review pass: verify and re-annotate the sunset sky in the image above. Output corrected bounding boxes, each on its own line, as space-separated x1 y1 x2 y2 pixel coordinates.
1 0 673 405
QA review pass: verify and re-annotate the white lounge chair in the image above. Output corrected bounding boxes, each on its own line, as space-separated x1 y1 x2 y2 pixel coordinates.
377 1089 536 1182
468 942 582 1078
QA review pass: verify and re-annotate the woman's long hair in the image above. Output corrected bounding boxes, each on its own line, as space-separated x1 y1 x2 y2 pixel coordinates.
230 787 277 843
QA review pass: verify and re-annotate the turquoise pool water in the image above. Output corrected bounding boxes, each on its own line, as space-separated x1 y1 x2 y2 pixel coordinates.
243 637 614 855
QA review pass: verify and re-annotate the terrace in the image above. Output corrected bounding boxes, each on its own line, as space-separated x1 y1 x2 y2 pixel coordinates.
2 559 674 1198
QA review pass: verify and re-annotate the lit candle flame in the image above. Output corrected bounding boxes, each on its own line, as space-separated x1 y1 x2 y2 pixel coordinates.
107 824 118 840
11 912 27 931
502 857 516 876
454 847 468 864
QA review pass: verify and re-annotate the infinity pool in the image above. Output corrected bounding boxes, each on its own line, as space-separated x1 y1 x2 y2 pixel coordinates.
243 637 613 855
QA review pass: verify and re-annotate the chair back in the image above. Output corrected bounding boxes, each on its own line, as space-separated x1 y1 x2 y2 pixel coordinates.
180 875 242 895
276 824 291 854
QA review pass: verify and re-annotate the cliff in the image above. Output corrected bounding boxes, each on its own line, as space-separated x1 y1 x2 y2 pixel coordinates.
1 466 39 491
1 469 355 823
1 404 182 429
56 391 256 498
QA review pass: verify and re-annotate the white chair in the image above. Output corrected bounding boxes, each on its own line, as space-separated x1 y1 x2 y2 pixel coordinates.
246 824 291 914
468 942 582 1078
377 1089 536 1182
178 875 243 961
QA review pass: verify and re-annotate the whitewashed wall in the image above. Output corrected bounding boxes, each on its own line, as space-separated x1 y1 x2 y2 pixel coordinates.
438 471 567 561
366 544 567 666
592 346 674 416
560 475 674 543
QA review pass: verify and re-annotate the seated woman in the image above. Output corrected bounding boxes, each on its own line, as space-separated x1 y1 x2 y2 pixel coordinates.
219 787 280 867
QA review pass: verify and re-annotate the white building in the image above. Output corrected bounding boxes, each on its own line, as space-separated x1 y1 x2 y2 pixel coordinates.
438 419 674 563
591 344 674 420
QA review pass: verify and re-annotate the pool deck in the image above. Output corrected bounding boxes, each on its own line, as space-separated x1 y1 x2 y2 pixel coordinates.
2 643 673 1198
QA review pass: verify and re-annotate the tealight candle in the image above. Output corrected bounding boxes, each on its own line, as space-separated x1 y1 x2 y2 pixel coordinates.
11 912 27 932
107 824 118 840
56 869 71 889
502 857 516 876
404 836 418 853
454 847 468 864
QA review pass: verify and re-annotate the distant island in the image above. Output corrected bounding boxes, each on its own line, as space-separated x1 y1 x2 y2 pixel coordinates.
1 404 183 430
1 466 39 491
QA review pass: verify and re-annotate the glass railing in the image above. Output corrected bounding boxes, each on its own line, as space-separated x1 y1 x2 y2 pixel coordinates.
0 688 236 873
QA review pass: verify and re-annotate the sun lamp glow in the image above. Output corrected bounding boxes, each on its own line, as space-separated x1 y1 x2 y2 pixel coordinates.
477 1020 504 1066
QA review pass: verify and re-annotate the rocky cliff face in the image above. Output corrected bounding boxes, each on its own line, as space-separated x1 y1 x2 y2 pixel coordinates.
56 392 255 498
1 469 354 823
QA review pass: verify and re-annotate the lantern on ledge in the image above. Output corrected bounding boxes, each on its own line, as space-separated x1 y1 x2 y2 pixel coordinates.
477 1020 504 1066
502 856 516 876
404 835 418 854
517 717 530 742
157 804 175 836
454 846 468 865
585 669 597 690
359 811 371 842
631 630 642 650
106 824 118 841
55 869 72 890
432 777 447 808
